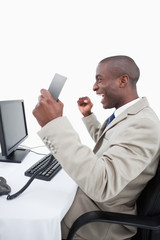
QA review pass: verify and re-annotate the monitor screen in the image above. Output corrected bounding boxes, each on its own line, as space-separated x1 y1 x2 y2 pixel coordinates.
0 100 30 163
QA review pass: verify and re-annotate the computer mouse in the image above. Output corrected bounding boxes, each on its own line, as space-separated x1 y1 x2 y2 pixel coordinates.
0 176 11 196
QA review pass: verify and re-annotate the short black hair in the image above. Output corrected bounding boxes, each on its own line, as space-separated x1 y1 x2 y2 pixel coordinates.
100 55 140 84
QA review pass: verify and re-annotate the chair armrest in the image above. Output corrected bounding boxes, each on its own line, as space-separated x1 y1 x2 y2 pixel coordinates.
66 211 160 240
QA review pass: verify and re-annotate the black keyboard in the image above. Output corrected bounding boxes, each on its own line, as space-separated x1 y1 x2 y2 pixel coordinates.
24 154 62 181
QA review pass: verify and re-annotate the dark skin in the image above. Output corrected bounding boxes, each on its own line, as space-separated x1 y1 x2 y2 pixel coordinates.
33 61 139 126
77 61 139 117
32 89 64 127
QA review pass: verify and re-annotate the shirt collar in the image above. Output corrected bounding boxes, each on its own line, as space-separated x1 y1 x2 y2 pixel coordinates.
114 98 141 118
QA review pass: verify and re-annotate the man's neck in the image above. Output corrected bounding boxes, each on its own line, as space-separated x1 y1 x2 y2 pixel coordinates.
115 97 141 117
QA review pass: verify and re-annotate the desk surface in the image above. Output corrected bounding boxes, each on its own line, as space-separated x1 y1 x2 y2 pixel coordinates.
0 151 77 240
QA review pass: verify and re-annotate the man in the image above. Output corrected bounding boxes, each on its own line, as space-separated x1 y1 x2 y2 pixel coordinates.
33 55 160 239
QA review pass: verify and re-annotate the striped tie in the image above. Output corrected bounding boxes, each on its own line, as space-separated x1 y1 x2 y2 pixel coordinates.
106 113 115 126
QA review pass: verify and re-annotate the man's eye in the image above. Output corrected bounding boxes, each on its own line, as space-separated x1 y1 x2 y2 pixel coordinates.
97 78 102 83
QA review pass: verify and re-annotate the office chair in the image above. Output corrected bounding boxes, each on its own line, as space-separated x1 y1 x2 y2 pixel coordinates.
66 159 160 240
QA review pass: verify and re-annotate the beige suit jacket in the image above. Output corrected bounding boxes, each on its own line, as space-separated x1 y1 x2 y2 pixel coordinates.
38 97 160 240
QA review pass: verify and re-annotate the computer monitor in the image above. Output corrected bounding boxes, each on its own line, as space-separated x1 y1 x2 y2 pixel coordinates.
0 100 30 163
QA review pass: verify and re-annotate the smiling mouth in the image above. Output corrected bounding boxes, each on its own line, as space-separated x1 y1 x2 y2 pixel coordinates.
97 93 105 103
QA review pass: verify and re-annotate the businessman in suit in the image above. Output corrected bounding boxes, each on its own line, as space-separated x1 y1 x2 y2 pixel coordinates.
33 55 160 239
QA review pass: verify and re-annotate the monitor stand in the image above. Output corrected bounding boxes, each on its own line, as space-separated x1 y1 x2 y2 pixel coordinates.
0 148 30 163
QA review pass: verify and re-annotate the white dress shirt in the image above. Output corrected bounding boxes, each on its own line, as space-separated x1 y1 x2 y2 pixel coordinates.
114 98 141 118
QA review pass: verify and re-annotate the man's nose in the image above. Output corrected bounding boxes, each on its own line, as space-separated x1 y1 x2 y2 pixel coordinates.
93 82 98 91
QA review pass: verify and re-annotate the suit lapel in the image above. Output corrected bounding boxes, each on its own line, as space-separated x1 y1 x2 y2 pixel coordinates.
93 97 149 152
98 112 128 140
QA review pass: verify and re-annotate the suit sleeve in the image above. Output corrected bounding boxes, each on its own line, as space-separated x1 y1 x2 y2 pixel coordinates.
38 116 160 202
82 113 102 142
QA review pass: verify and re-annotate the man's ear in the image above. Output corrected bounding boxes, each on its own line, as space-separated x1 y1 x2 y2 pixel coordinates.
119 74 129 88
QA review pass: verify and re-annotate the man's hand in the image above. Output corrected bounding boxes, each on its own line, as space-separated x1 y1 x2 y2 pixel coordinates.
77 96 93 117
32 89 64 127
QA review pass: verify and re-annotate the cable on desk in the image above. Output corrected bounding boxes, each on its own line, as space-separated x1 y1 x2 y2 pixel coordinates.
7 156 54 200
20 144 47 156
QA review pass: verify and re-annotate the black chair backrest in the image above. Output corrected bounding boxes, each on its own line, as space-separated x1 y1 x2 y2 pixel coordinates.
132 159 160 240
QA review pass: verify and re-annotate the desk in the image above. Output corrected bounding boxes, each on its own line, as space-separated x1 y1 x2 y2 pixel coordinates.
0 152 77 240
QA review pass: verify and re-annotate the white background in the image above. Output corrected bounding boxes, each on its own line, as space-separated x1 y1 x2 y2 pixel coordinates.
0 0 160 149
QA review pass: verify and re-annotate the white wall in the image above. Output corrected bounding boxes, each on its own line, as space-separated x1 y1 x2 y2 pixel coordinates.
0 0 160 149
